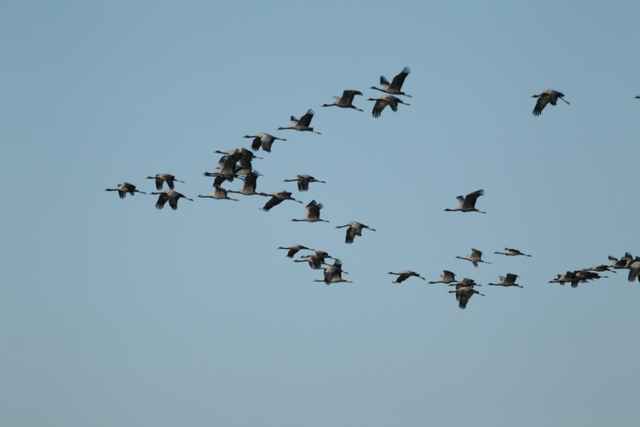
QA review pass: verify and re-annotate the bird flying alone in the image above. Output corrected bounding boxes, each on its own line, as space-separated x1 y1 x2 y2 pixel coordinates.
532 89 570 116
448 284 485 309
277 109 321 134
445 189 486 213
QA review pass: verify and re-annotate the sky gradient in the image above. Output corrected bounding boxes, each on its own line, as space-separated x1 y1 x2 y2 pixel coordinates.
2 1 640 426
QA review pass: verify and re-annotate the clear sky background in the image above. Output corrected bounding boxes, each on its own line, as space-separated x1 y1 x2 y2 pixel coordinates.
2 1 639 426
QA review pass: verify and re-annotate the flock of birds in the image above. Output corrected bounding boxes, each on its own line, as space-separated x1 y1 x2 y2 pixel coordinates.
548 253 640 288
105 67 639 309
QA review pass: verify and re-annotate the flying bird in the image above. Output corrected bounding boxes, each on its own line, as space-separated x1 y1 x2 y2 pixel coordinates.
488 273 523 288
444 189 486 214
227 171 269 197
277 109 321 134
314 259 352 285
291 200 329 223
261 191 303 212
151 190 193 210
283 174 326 192
609 253 635 270
587 264 616 274
105 182 146 199
456 248 491 267
575 269 607 282
532 89 570 116
335 221 376 244
294 250 333 270
388 271 426 283
244 133 287 153
146 174 184 190
370 67 412 97
197 186 239 201
428 270 457 284
448 283 485 309
322 90 364 111
494 248 531 257
278 244 311 258
449 277 480 288
367 95 410 118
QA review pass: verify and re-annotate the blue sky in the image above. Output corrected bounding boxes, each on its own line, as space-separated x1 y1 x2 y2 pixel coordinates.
2 1 640 426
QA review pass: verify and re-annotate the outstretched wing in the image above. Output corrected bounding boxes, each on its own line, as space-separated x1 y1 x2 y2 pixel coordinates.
342 90 363 103
463 189 484 209
298 109 315 127
154 193 169 210
390 66 411 90
533 96 549 116
262 196 282 212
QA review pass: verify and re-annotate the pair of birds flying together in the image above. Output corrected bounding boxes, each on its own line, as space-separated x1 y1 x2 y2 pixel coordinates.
106 177 194 210
320 66 413 118
289 207 376 244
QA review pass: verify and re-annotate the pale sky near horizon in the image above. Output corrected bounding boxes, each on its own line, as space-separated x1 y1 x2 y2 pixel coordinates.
2 1 640 426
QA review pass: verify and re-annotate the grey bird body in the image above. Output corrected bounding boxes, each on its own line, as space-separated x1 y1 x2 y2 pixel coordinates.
335 221 376 244
151 190 193 210
532 89 570 116
445 189 486 213
370 67 412 97
322 90 364 111
105 182 146 199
